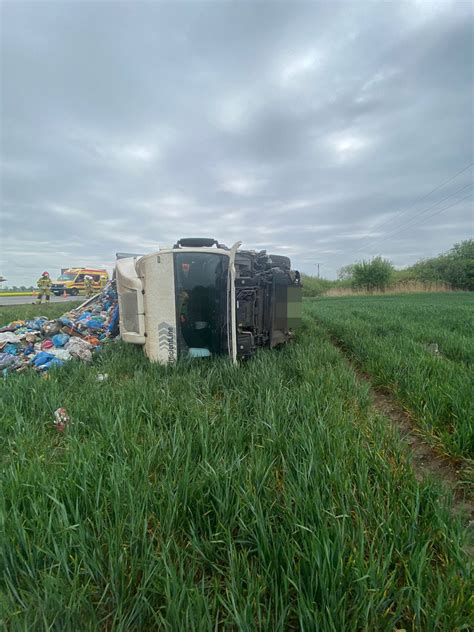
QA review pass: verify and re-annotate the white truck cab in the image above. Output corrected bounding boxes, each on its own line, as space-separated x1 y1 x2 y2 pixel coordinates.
115 238 302 364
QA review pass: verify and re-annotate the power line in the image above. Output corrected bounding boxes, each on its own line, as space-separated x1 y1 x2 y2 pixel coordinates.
311 162 473 265
352 180 473 256
360 162 473 237
365 192 473 256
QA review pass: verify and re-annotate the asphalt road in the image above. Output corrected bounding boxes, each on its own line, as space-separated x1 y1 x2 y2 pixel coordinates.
0 295 84 306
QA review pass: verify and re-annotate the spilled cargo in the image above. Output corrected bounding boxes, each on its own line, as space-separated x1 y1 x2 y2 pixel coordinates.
0 284 119 375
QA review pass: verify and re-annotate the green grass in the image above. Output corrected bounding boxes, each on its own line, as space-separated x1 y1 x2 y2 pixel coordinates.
306 293 474 461
1 302 472 630
0 301 81 324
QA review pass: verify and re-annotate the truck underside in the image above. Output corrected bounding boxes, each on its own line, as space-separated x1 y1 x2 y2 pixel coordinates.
233 249 302 359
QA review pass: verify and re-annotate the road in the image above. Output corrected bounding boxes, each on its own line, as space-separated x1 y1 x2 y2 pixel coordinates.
0 295 84 306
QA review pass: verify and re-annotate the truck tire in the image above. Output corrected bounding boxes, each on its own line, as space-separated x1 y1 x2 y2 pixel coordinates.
70 288 78 296
268 255 291 270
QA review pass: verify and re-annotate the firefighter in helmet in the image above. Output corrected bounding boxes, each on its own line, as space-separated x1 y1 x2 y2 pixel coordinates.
84 275 94 297
36 271 52 304
99 275 107 291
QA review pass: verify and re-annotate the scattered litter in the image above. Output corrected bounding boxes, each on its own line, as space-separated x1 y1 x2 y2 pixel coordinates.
0 332 22 344
65 338 93 363
53 407 70 432
42 321 62 336
0 352 21 371
427 342 442 356
52 333 69 347
85 336 100 347
49 348 72 362
31 351 62 370
0 283 118 375
3 344 18 355
96 373 109 382
0 320 25 333
25 318 47 331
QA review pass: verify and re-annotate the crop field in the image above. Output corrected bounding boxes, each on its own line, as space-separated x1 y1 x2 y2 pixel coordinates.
1 296 472 630
306 293 474 462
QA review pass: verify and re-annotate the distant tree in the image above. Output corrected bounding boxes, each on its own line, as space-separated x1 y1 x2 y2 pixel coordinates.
391 268 418 284
20 286 27 291
301 274 334 297
410 239 473 290
352 257 394 292
11 286 19 292
443 240 474 290
337 264 355 281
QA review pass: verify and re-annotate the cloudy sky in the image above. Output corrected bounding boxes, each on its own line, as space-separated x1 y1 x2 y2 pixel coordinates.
1 0 473 285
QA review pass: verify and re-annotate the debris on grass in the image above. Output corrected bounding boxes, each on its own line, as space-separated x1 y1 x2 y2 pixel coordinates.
53 407 70 432
427 342 439 354
0 284 119 374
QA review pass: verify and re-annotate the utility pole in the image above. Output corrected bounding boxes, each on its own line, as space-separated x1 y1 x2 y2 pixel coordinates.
314 263 322 278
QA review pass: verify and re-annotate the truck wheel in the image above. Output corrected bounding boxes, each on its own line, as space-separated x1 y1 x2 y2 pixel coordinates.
70 288 78 296
269 255 291 269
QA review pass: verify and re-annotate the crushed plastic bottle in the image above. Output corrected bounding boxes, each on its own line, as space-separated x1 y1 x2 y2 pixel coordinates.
53 407 70 432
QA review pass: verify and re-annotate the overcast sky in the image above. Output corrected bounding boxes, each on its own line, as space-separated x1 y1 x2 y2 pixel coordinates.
1 0 473 285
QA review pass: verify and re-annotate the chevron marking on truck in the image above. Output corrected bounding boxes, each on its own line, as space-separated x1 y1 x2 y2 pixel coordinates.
158 321 176 363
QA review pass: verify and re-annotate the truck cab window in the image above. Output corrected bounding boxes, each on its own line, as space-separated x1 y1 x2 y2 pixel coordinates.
174 253 228 357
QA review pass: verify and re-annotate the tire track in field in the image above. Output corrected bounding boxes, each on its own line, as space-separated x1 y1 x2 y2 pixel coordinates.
319 329 474 549
361 376 473 517
361 375 474 557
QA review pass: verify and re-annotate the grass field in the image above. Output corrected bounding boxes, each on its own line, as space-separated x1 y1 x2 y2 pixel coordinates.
0 301 81 324
306 293 474 462
1 296 472 630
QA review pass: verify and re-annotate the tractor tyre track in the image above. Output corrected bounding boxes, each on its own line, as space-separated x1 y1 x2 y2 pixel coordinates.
324 333 474 550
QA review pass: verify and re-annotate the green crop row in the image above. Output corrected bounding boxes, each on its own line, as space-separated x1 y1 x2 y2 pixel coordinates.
306 293 474 461
1 305 472 630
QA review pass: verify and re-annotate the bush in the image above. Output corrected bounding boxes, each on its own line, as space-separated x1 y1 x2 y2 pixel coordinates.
410 240 474 290
351 257 394 292
301 274 334 297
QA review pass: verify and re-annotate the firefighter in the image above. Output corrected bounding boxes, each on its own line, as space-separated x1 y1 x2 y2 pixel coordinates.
99 275 107 291
35 271 52 304
84 275 94 297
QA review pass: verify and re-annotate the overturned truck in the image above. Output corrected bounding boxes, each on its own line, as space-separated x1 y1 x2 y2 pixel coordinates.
115 238 302 364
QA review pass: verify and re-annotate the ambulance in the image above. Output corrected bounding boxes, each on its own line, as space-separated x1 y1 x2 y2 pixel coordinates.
52 268 109 296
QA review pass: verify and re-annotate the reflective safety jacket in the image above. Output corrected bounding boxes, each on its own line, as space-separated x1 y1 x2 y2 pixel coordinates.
37 276 52 290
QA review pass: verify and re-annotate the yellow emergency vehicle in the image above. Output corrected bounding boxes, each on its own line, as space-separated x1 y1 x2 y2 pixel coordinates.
51 268 109 296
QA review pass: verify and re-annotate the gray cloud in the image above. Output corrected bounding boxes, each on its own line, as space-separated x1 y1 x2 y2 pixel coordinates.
1 0 473 285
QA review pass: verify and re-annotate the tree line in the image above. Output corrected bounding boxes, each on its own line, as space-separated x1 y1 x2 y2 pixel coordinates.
303 239 473 296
